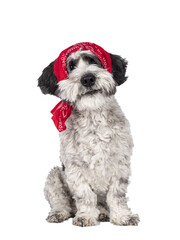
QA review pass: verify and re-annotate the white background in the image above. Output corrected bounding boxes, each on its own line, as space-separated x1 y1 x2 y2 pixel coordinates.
0 0 180 239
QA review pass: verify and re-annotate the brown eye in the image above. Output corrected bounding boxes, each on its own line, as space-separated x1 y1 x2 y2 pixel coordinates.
69 61 75 71
85 56 97 65
89 57 96 64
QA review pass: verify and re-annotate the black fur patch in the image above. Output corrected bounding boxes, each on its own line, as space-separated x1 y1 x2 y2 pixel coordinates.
38 60 58 95
62 163 65 171
110 53 128 86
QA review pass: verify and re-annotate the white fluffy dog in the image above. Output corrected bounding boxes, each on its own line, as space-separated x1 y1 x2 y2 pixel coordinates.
38 43 139 227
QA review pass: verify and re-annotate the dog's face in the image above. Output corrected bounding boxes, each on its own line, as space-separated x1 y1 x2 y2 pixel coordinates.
38 50 128 110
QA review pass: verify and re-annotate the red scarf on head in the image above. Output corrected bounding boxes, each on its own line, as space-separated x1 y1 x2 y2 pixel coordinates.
51 42 112 132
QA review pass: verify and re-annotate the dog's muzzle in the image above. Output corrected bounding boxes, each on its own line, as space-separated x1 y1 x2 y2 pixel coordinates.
80 74 96 88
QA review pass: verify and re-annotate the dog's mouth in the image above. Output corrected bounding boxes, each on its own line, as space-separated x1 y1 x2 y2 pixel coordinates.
80 89 102 97
83 89 99 95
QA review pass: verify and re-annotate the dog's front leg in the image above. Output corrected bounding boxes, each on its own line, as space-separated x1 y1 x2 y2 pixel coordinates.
107 177 139 226
66 165 100 227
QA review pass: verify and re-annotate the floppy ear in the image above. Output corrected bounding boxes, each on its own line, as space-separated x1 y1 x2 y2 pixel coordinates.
110 53 128 86
38 60 58 95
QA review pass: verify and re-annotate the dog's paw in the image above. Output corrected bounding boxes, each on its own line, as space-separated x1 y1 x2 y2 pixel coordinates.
46 211 70 223
98 213 109 222
121 214 140 226
111 214 140 226
73 216 99 227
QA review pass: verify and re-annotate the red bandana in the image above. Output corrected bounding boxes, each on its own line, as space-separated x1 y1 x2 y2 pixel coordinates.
51 101 73 132
51 42 112 132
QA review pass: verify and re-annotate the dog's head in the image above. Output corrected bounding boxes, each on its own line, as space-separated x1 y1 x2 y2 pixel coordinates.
38 43 128 110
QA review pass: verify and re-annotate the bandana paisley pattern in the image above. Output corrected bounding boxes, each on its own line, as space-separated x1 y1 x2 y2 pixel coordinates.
51 101 73 132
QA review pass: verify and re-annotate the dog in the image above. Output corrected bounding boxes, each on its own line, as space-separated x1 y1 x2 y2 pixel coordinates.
38 42 139 227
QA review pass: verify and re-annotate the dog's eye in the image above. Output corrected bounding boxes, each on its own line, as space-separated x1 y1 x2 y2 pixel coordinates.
89 57 97 64
69 61 76 71
84 56 97 65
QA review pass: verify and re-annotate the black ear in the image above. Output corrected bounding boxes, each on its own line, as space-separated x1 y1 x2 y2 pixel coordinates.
38 60 58 95
110 53 128 86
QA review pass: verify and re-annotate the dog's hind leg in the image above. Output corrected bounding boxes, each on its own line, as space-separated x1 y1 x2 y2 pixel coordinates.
97 205 109 222
97 195 109 222
44 167 72 223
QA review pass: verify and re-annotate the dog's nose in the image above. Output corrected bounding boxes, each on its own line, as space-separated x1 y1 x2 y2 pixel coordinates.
81 74 96 88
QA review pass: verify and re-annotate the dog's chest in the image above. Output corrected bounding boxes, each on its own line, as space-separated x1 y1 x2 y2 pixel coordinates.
74 111 120 191
61 105 132 193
